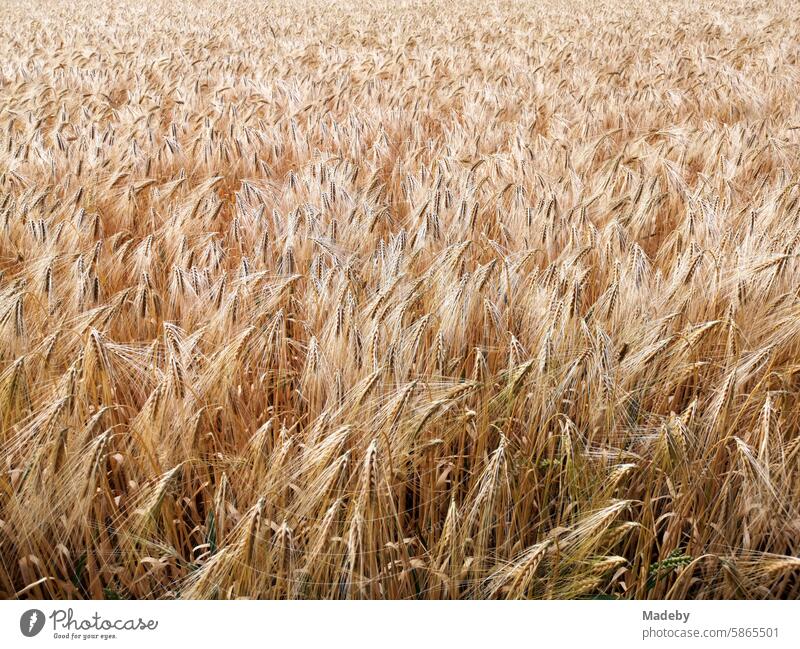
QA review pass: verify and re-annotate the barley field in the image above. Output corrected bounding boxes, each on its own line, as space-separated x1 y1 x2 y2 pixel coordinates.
1 0 800 600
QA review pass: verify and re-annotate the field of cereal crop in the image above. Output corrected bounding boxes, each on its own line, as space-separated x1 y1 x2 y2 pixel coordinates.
1 0 800 599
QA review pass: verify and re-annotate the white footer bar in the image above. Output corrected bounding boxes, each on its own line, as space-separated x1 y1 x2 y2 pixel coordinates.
2 600 798 648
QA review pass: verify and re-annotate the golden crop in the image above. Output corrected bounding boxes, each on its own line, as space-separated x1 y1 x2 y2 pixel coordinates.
1 0 799 599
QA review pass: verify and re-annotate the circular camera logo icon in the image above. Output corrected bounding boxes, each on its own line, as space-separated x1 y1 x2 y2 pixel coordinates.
20 609 45 637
